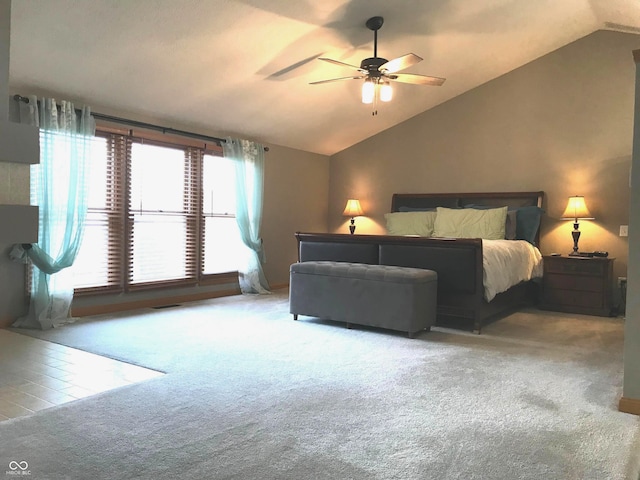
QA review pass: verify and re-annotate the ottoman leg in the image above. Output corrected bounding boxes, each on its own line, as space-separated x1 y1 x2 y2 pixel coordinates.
293 314 298 320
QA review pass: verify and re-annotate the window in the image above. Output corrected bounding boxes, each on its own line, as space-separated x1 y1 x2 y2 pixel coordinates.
129 142 194 285
70 128 238 294
201 153 243 274
72 134 124 290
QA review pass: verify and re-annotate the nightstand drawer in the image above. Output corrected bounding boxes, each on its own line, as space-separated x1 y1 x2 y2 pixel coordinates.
544 258 606 276
539 255 614 317
544 274 602 292
543 289 604 309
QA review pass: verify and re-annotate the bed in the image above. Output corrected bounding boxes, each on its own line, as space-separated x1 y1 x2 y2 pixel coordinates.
294 191 545 333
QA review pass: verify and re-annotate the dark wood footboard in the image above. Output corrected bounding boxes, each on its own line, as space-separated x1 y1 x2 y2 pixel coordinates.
295 232 528 333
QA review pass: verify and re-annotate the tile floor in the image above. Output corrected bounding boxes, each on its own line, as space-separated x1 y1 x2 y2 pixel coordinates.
0 329 164 422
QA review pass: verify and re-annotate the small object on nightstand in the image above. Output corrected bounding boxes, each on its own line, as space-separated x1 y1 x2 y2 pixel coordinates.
571 251 609 258
539 255 614 317
549 253 562 256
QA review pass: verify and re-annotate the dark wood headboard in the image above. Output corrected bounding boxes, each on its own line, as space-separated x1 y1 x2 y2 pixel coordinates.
391 191 544 212
390 191 545 245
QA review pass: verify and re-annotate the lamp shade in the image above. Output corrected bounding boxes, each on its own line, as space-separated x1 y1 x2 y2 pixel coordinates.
343 199 364 217
561 196 594 221
361 80 375 104
380 82 393 102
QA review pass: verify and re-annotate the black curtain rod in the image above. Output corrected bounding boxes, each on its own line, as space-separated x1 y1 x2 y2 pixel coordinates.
13 94 269 151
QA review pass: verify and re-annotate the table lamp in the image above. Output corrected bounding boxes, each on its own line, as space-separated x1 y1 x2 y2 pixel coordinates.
343 199 364 234
561 196 594 256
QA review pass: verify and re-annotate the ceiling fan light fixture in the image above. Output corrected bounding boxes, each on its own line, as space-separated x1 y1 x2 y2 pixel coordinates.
380 81 392 102
362 79 375 104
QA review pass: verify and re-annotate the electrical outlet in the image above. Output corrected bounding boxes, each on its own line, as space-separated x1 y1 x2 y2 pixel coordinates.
620 225 629 237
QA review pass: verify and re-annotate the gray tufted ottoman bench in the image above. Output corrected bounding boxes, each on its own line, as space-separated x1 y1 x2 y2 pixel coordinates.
289 261 437 338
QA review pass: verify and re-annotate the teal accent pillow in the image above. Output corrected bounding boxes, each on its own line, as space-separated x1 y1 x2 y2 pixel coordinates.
384 211 437 237
514 206 545 245
433 206 507 240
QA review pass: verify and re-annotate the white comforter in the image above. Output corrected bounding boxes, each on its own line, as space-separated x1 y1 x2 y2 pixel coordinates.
482 239 543 302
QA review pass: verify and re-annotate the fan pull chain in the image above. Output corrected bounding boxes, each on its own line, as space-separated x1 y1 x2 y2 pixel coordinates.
372 82 378 115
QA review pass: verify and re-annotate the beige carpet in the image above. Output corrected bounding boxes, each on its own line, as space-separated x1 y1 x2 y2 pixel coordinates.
4 288 640 480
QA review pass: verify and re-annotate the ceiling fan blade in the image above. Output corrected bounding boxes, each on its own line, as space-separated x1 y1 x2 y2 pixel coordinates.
318 57 367 73
388 73 446 86
309 75 365 85
379 53 423 74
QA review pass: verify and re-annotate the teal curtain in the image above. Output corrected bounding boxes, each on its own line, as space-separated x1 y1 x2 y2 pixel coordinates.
13 96 95 329
223 138 270 294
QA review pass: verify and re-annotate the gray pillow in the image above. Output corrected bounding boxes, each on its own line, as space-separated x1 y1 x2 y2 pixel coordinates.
505 210 517 240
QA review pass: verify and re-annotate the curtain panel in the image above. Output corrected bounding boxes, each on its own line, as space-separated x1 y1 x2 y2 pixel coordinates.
13 96 95 329
223 138 270 294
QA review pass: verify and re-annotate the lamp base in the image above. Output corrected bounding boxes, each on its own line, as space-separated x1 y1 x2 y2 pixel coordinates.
570 224 581 256
349 218 356 235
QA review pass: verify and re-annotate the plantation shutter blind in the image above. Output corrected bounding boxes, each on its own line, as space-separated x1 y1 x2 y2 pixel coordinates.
186 147 202 280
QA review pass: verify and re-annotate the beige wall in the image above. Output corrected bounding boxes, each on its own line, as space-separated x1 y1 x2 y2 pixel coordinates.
329 30 637 303
262 143 329 287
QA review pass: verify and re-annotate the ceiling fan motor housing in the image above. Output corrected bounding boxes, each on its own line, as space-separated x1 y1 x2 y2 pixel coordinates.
360 57 388 77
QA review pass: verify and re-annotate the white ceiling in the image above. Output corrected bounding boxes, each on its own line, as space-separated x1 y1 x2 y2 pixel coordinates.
8 0 640 156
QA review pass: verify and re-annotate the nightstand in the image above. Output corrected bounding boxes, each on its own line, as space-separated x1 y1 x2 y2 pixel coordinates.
539 255 614 316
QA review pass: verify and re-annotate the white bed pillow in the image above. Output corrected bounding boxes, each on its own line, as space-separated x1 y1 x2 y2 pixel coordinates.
384 211 437 237
433 206 507 240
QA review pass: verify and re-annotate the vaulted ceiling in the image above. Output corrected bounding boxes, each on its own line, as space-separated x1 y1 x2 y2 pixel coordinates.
8 0 640 155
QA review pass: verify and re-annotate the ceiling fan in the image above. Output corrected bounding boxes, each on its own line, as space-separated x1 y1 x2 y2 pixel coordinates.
310 16 445 115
